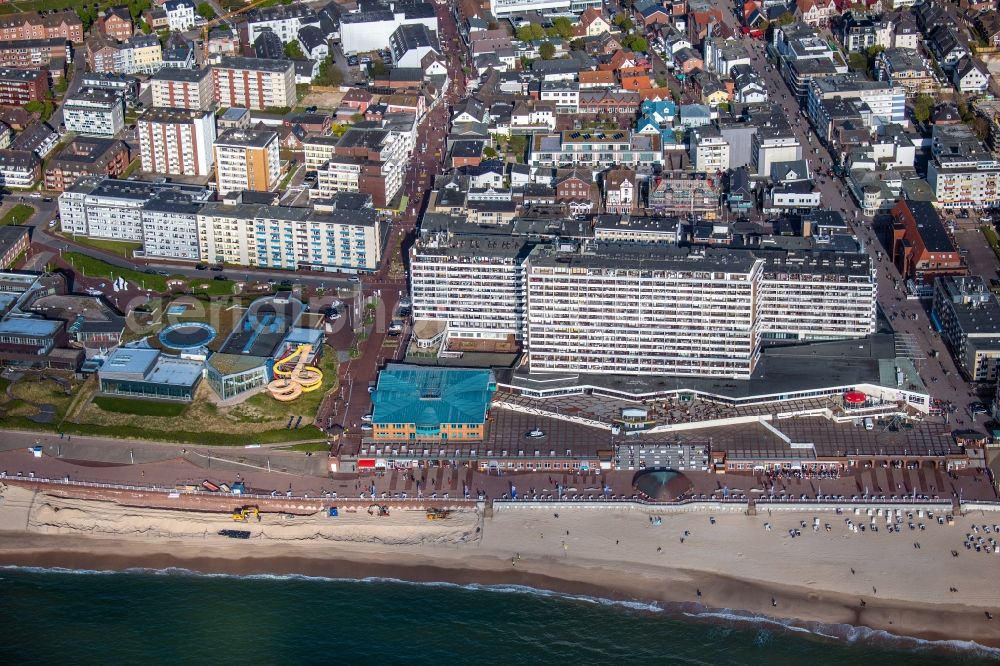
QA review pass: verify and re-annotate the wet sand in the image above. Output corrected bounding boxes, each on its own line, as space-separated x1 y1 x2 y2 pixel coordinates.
2 484 999 648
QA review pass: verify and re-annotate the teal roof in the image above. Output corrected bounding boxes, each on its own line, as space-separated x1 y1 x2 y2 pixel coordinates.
372 365 496 427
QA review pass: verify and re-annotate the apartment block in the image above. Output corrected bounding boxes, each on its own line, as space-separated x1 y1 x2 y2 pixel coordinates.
410 233 531 343
212 57 296 110
689 127 730 173
141 196 202 260
44 137 130 192
0 150 41 189
332 124 410 207
58 177 212 242
530 130 663 169
312 155 365 200
138 108 216 176
927 155 1000 209
0 68 49 105
0 10 83 42
213 128 280 195
932 275 1000 381
62 88 125 137
807 75 906 127
757 250 877 341
0 38 69 68
197 201 384 271
526 246 762 378
303 134 341 170
150 67 215 111
246 3 319 43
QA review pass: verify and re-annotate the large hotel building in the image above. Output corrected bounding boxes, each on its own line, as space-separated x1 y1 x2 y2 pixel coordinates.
410 237 877 379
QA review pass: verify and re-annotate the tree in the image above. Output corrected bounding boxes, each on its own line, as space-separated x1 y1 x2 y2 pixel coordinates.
776 12 795 26
483 146 499 160
508 134 528 162
283 41 305 59
370 61 389 77
315 54 343 87
570 38 585 51
516 22 545 41
196 2 216 20
847 52 867 72
912 94 934 123
139 19 151 34
550 16 574 40
539 41 556 60
614 14 633 32
623 34 648 53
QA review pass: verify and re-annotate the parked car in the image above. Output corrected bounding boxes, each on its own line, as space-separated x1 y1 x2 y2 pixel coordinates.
195 263 207 270
214 274 227 280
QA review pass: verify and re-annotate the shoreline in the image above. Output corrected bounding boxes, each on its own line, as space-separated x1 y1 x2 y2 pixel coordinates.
1 531 998 655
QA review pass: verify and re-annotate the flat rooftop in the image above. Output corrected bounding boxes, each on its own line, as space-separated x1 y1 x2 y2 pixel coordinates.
219 295 304 358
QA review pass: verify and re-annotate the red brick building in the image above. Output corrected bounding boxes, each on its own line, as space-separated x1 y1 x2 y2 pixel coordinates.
890 199 966 283
99 6 134 42
44 137 130 191
0 11 83 43
0 68 49 105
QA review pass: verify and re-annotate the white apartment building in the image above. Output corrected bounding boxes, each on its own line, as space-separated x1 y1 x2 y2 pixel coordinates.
303 134 341 170
490 0 599 18
57 177 212 243
141 198 202 260
807 75 906 126
164 0 196 31
212 57 296 110
246 3 319 43
340 6 439 55
410 233 530 342
927 155 1000 209
758 251 877 341
138 108 216 177
150 67 215 111
63 88 124 137
751 130 802 178
311 155 364 200
0 150 39 189
213 128 280 196
410 237 878 378
525 247 763 378
197 201 383 271
690 129 731 173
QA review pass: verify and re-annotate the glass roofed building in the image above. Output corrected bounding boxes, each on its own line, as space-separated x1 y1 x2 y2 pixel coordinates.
370 364 497 441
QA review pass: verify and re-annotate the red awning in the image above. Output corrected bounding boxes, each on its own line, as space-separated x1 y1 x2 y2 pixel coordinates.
844 391 867 405
357 459 376 469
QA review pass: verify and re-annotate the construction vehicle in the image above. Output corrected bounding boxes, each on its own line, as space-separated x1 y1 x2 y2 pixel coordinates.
367 504 390 517
231 505 261 522
426 509 452 520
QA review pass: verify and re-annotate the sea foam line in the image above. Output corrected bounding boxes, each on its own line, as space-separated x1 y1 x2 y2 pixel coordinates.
5 564 999 658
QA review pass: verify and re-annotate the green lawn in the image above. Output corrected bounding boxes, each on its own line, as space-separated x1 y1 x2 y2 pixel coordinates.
68 236 141 258
93 396 187 417
64 251 237 295
120 157 141 179
1 204 34 226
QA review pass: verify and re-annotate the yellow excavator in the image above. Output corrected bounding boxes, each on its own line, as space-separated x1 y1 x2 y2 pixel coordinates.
426 508 451 521
232 505 261 522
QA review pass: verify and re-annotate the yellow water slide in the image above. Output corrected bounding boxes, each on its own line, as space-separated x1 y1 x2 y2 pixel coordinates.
267 344 324 401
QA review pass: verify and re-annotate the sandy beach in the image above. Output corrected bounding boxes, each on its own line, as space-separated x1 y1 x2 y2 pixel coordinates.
2 482 999 649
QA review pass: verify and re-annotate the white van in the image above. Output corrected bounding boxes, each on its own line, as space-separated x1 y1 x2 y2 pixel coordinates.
864 417 874 430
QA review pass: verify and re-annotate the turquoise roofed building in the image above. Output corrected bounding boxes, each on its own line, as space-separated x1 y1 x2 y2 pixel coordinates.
640 99 676 125
370 364 497 442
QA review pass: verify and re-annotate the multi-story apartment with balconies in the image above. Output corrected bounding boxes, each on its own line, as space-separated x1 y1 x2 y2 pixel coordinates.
330 124 410 207
196 201 384 271
0 68 49 105
0 11 83 43
150 66 215 111
213 128 280 195
62 88 125 137
927 154 1000 209
410 233 878 377
246 3 319 43
58 177 212 242
138 108 216 176
525 245 763 378
529 130 663 169
410 232 532 344
0 38 69 69
757 250 877 341
212 57 296 110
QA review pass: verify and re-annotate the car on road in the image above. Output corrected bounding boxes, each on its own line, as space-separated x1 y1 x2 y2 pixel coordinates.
347 55 359 66
361 414 372 422
970 403 988 415
214 274 227 280
48 220 56 228
348 275 361 283
195 263 207 270
210 265 223 271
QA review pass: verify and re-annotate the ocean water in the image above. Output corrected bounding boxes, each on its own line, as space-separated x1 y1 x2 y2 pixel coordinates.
0 568 996 665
